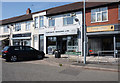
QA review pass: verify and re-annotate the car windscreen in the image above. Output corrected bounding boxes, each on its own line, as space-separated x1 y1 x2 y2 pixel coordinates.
3 46 9 51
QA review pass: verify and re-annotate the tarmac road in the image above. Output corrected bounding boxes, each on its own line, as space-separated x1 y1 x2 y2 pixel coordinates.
1 59 119 82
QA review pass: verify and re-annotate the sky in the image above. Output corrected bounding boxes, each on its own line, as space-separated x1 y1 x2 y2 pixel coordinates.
1 2 74 20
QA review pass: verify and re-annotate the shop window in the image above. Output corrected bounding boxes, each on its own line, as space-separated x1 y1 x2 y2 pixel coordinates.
26 21 30 31
4 25 9 33
91 7 108 23
40 16 44 27
119 5 120 20
49 17 55 27
15 23 21 31
63 14 74 26
67 35 78 52
35 17 39 28
39 35 44 51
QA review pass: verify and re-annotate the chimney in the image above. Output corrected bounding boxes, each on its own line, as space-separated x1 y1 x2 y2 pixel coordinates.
26 8 31 14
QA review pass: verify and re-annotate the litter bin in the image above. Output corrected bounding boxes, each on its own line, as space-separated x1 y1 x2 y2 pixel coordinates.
55 50 61 58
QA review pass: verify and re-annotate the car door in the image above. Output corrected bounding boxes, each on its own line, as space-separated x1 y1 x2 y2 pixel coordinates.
13 46 21 58
23 46 34 59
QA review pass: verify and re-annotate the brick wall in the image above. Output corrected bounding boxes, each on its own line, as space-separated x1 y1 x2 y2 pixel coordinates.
86 4 119 27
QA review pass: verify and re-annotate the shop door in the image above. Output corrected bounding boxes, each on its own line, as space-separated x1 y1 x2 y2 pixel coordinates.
62 40 67 54
57 37 67 54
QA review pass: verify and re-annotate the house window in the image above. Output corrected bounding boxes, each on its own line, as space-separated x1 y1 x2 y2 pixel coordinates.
26 21 30 31
4 25 9 33
35 17 38 28
119 5 120 19
63 14 74 26
15 23 21 31
49 17 55 27
91 7 108 23
39 16 44 27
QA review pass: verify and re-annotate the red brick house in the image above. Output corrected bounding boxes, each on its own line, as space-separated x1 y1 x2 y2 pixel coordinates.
85 2 120 57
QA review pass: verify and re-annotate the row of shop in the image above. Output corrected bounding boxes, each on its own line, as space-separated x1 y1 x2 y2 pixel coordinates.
1 24 120 57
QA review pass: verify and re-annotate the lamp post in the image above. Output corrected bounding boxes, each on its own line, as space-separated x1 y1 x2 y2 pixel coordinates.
83 0 86 64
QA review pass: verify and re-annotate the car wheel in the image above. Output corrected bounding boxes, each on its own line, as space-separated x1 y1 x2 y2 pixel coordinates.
37 55 43 60
10 55 18 62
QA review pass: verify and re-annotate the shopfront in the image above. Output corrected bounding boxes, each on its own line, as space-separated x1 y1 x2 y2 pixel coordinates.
87 25 120 57
12 33 31 46
45 27 81 54
46 35 78 54
0 35 9 55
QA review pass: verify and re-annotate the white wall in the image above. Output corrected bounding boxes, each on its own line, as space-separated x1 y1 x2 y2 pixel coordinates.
32 11 83 54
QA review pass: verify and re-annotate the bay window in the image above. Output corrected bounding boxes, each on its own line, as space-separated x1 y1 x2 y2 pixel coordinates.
63 14 74 25
26 21 30 31
91 7 108 23
4 25 9 33
39 16 44 27
15 23 21 31
49 17 55 27
119 5 120 19
35 17 38 28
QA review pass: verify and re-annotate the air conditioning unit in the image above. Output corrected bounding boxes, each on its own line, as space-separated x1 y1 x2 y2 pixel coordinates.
70 13 76 17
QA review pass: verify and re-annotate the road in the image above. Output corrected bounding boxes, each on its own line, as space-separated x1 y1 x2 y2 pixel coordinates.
1 59 119 81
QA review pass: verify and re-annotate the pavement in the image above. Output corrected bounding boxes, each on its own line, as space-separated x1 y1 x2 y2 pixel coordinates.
1 54 120 72
42 54 120 72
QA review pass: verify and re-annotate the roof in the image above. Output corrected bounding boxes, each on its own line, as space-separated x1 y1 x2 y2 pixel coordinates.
0 2 119 25
46 2 116 16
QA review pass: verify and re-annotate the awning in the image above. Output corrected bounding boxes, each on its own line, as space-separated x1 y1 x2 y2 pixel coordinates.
0 37 8 41
11 37 31 40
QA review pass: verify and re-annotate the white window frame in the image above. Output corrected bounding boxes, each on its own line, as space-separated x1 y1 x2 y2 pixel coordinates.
15 23 21 31
63 13 74 26
49 17 55 27
34 17 39 28
118 5 120 20
91 7 108 23
4 25 9 33
39 16 44 28
26 21 31 31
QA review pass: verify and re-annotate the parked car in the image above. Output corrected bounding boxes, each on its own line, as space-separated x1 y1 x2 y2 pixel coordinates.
2 46 45 62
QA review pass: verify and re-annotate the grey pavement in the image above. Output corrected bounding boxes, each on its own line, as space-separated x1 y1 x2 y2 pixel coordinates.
43 54 120 72
2 59 119 81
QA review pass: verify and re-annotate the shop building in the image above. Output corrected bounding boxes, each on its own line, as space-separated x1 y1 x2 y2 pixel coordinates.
32 9 83 54
0 8 34 48
0 2 120 56
85 2 120 57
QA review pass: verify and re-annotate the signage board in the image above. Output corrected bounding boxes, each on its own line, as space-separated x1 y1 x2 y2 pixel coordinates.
45 28 78 36
87 25 114 32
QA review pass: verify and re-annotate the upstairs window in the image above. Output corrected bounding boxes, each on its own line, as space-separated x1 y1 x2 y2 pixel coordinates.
4 25 9 33
91 7 108 23
35 17 38 28
49 17 55 27
119 5 120 19
15 23 21 31
26 21 30 31
63 13 74 26
39 16 44 27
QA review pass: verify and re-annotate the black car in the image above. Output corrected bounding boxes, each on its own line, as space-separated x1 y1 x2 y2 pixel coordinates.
2 46 45 62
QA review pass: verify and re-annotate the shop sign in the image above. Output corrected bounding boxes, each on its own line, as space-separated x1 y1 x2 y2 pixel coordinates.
87 25 114 32
45 28 77 36
13 33 31 38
